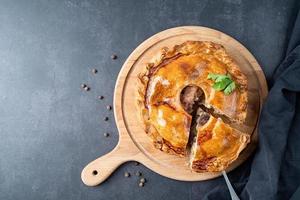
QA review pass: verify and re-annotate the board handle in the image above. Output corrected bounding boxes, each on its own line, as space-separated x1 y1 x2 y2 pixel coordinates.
81 143 140 186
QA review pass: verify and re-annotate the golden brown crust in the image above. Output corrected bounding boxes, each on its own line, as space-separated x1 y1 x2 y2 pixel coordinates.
190 117 250 172
136 99 187 156
137 41 249 169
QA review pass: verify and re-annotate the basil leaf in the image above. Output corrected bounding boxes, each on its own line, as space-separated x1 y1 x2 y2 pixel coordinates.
215 75 231 83
207 73 237 95
212 78 232 91
207 73 219 81
208 73 230 82
224 81 236 95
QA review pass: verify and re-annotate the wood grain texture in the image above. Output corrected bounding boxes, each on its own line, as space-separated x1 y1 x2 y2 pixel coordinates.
81 26 268 186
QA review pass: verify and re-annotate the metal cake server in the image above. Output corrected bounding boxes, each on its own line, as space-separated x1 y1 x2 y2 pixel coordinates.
222 171 240 200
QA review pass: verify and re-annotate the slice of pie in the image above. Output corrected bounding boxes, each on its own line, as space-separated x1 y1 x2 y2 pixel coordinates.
189 107 250 172
137 41 250 171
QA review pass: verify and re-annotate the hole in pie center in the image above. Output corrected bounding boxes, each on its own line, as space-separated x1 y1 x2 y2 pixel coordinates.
180 85 205 114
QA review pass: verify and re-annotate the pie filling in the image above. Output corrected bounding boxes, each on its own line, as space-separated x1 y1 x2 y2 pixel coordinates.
180 85 206 150
180 85 224 147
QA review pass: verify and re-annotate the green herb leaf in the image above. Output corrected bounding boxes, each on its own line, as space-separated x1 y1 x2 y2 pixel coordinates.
212 78 232 91
224 81 236 95
208 73 229 82
207 73 219 81
215 75 230 83
207 73 237 95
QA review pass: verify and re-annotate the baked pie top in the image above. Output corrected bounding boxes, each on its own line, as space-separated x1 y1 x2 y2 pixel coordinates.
138 41 250 172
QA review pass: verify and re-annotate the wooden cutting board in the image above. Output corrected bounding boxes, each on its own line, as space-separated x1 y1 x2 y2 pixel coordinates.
81 26 268 186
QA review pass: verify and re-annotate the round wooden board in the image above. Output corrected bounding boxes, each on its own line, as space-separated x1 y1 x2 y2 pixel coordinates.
81 26 268 186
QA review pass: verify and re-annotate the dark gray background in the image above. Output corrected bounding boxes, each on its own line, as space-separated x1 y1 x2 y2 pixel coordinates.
0 0 298 199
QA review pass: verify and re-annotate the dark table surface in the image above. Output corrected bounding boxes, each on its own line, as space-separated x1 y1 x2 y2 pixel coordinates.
0 0 298 199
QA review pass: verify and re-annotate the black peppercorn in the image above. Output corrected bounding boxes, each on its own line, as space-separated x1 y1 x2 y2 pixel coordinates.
111 54 117 60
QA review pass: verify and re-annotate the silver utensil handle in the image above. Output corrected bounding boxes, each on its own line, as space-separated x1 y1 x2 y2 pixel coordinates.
222 171 240 200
